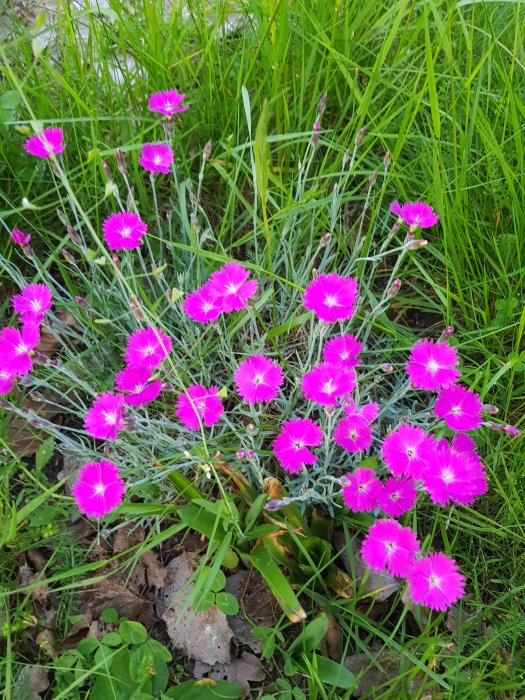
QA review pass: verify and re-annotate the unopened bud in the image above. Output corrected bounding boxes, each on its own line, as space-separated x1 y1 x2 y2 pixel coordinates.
115 148 126 175
439 326 455 341
381 363 394 373
130 299 146 322
22 197 38 211
483 421 519 434
264 498 292 512
482 404 499 415
368 170 377 187
313 120 321 132
342 148 350 168
310 132 319 148
236 450 245 460
56 209 69 227
66 226 81 246
246 423 255 433
312 268 319 279
112 255 120 268
355 126 366 147
404 238 428 250
504 425 520 435
247 450 255 458
317 92 328 116
387 278 402 299
101 159 113 182
383 151 392 170
203 139 212 163
183 450 191 458
61 248 75 264
74 296 89 308
320 233 331 247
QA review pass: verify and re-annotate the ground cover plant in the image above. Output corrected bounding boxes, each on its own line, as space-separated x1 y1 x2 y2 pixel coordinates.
0 1 524 698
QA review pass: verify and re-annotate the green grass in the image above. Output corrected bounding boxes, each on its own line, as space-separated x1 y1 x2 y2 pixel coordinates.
0 0 524 697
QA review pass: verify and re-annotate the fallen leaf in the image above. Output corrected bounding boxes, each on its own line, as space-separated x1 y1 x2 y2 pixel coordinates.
225 569 279 653
344 646 425 697
320 611 341 660
80 579 156 627
13 665 49 700
157 551 233 664
194 651 265 697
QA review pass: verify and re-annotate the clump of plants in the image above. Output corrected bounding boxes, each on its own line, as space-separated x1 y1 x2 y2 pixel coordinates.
1 89 519 624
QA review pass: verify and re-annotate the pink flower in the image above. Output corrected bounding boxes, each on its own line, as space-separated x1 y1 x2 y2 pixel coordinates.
361 519 420 577
341 467 379 511
12 283 52 324
102 211 148 251
0 323 40 376
11 229 31 246
343 399 380 424
0 369 16 395
182 283 223 323
381 425 434 480
434 384 483 431
451 433 477 455
301 362 355 406
406 339 460 391
234 354 283 404
302 273 358 323
115 367 162 406
72 459 125 519
334 415 373 453
207 262 258 312
84 392 126 440
407 552 465 611
124 327 172 369
371 477 417 517
138 143 174 174
273 418 323 474
390 201 439 229
176 384 224 431
421 441 487 506
323 334 362 368
23 127 66 158
148 89 189 116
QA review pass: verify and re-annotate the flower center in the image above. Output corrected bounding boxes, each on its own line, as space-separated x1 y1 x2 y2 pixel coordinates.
349 430 358 440
426 359 440 374
30 299 42 311
323 379 334 394
450 405 463 415
253 374 265 386
441 467 455 483
385 541 396 553
94 482 106 495
293 440 304 450
324 294 339 307
142 345 156 356
429 574 441 588
15 343 29 355
154 155 162 164
406 446 416 458
121 226 131 238
103 411 118 425
225 283 240 294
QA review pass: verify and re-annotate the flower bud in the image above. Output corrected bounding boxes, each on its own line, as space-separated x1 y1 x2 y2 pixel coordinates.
380 363 394 373
105 181 118 199
56 209 69 227
355 127 366 147
130 299 146 322
404 238 428 250
439 326 455 341
74 296 89 308
246 423 255 433
387 278 402 299
368 170 377 187
236 450 245 460
482 404 499 415
115 148 126 175
383 150 392 170
61 248 75 264
313 120 321 132
203 139 212 163
504 425 520 435
126 189 135 212
183 450 191 458
342 148 350 168
320 232 331 247
67 226 81 246
247 450 255 458
101 159 113 182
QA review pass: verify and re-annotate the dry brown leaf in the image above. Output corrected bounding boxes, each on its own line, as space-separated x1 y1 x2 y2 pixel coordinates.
112 525 166 590
225 569 279 653
320 611 341 660
13 665 49 700
36 311 75 358
18 555 49 603
80 580 157 627
157 551 233 665
345 647 425 697
194 651 265 697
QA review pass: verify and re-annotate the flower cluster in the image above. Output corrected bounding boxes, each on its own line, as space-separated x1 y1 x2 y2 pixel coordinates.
18 107 520 617
0 282 53 395
361 520 465 611
182 261 258 322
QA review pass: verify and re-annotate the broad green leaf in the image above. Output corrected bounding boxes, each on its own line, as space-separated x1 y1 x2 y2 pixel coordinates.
248 545 305 623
